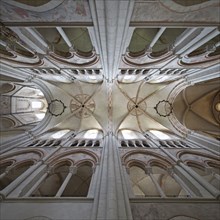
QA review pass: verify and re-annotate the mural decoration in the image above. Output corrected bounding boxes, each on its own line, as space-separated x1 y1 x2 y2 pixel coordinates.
159 0 218 13
70 94 95 118
154 100 173 117
0 0 92 22
48 99 66 117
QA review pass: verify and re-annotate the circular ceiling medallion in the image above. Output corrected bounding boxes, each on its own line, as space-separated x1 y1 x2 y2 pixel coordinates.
70 94 95 118
212 91 220 124
0 83 15 94
154 100 173 117
48 99 66 116
127 97 147 116
215 103 220 112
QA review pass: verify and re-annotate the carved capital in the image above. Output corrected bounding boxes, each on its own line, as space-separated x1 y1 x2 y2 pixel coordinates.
167 167 174 176
69 166 77 174
145 166 152 174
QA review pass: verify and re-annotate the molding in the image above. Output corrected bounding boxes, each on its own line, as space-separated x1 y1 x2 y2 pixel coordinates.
2 22 94 27
1 197 94 203
130 22 220 27
130 198 220 203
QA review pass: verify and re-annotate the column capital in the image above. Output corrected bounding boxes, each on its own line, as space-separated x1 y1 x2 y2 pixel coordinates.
69 166 77 174
145 166 152 174
126 167 130 174
0 193 5 201
46 165 53 174
167 167 174 176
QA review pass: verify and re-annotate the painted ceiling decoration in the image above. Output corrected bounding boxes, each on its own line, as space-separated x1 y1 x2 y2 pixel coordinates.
48 99 66 117
127 97 147 116
70 94 95 118
212 91 220 124
114 81 171 134
0 0 219 142
159 0 217 13
0 1 220 220
154 100 173 117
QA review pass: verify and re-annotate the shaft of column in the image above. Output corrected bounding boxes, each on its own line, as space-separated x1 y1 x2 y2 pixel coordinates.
171 172 196 197
0 146 61 197
56 27 73 49
0 170 10 180
160 148 214 197
180 163 220 198
24 172 48 197
213 173 220 181
181 28 219 57
148 171 166 198
55 172 74 197
149 27 166 49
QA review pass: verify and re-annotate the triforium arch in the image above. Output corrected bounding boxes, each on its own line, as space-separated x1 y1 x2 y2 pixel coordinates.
29 149 99 197
123 153 189 198
177 150 220 191
0 149 44 192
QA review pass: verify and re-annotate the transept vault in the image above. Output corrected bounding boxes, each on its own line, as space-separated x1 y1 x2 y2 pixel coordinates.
0 0 220 220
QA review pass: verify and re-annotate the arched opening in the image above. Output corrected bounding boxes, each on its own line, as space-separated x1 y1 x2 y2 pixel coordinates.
0 82 15 94
0 161 34 191
149 130 172 140
51 129 70 139
62 164 93 197
31 163 70 197
0 85 48 131
120 129 143 140
128 28 159 55
188 35 220 57
128 28 186 57
83 129 99 139
128 161 189 198
151 165 188 197
188 163 220 191
0 161 13 176
151 28 186 57
129 165 160 197
31 163 93 197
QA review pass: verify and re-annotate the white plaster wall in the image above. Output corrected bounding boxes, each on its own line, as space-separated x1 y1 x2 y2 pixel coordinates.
131 201 220 220
1 200 93 220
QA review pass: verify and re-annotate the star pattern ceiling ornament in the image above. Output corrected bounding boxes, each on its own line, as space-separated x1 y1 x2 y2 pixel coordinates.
154 100 173 117
115 81 170 133
70 94 95 118
127 97 147 116
48 99 66 117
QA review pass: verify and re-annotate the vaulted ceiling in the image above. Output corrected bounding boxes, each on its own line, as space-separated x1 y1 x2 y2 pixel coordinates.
0 0 219 142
